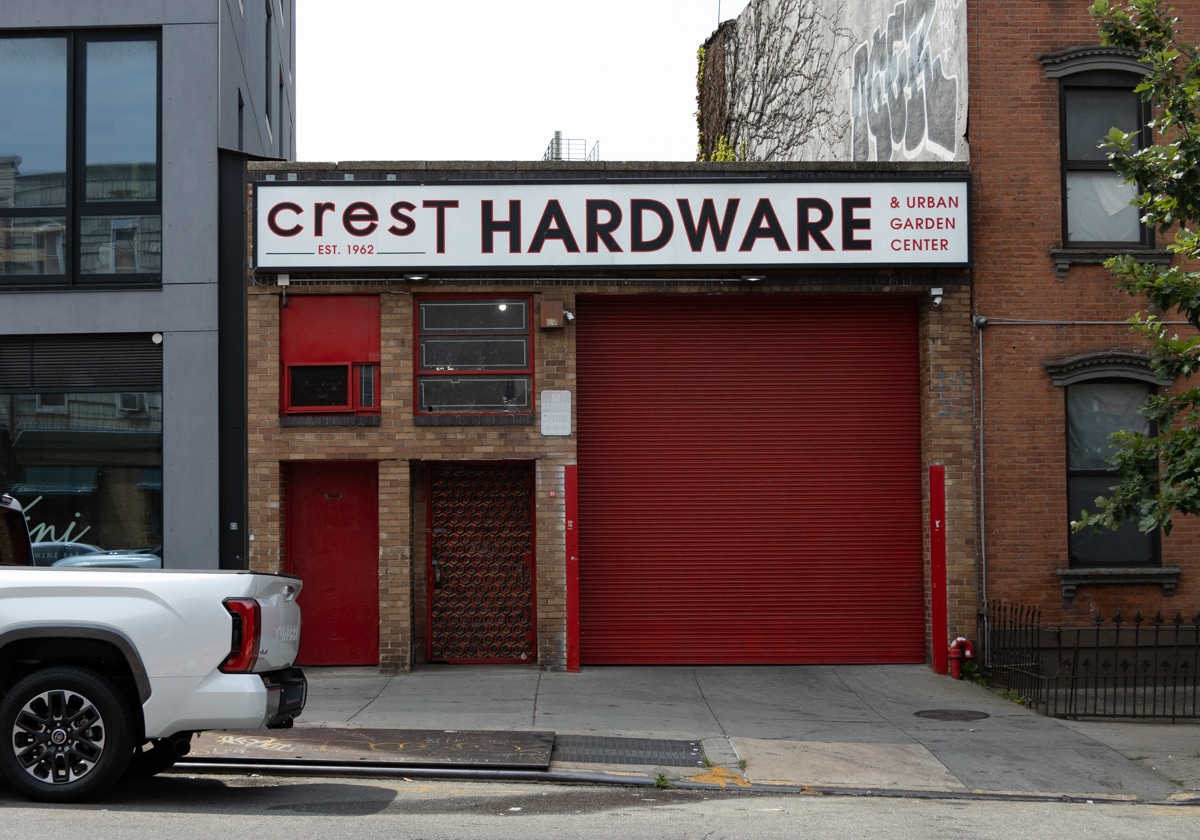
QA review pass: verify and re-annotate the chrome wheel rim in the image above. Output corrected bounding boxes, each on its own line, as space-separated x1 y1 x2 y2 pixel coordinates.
11 689 107 785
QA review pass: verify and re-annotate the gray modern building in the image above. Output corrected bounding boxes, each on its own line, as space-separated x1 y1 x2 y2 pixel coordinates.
0 1 295 568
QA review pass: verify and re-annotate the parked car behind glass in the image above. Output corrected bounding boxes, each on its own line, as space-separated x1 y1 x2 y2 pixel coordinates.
31 541 103 566
53 547 162 569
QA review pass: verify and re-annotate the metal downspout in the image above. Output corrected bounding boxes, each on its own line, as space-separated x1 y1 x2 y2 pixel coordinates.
973 315 989 665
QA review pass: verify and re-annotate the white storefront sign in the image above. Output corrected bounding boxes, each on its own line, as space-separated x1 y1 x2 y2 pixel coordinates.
540 390 572 436
254 179 970 271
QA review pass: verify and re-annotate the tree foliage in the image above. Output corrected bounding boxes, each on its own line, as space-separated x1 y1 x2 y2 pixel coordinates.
1077 0 1200 535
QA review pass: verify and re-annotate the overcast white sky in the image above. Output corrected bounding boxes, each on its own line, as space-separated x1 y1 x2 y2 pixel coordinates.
295 0 751 163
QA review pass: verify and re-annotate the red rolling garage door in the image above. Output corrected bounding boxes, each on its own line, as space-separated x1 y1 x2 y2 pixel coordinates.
575 295 925 664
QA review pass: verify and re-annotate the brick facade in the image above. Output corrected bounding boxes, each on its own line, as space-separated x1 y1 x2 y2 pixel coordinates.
969 2 1200 622
245 160 976 671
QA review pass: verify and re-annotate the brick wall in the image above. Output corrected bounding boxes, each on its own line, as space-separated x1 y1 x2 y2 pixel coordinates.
247 283 581 671
970 1 1200 623
247 276 975 671
246 160 976 672
919 286 977 642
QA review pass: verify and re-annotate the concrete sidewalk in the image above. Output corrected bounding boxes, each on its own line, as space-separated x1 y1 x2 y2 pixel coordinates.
211 665 1200 803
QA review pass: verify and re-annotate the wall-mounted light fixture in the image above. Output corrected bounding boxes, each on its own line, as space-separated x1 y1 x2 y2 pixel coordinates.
741 274 765 283
930 287 944 307
278 273 289 307
404 273 428 281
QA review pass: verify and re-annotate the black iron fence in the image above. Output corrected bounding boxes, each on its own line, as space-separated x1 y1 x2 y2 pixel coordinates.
982 602 1200 720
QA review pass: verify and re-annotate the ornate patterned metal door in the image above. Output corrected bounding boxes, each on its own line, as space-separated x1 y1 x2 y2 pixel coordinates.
428 463 535 663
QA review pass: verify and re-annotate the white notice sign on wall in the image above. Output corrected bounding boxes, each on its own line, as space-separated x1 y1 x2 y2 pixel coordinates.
541 390 572 436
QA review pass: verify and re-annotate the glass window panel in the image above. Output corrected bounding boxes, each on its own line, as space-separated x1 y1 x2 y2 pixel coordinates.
1065 87 1140 160
289 365 349 408
420 300 529 333
0 216 67 276
86 40 158 202
358 364 376 408
1069 475 1155 565
420 337 529 371
0 390 163 557
0 38 67 205
78 215 161 274
1066 172 1140 243
36 393 67 413
418 376 531 412
1068 381 1151 470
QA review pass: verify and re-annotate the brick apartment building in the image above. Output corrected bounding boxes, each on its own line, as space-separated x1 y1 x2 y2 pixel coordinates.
968 0 1200 620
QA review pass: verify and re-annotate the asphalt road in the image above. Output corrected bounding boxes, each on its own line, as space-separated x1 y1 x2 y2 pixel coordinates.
2 772 1197 839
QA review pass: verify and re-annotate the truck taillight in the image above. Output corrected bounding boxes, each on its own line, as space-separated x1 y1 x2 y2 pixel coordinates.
221 598 261 673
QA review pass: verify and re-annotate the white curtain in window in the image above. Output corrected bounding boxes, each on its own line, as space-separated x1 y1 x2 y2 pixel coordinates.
1067 172 1140 243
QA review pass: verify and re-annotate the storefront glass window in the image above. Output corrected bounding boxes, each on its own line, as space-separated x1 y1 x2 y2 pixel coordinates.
0 390 163 564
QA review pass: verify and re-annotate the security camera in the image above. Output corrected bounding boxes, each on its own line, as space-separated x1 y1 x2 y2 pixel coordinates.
930 287 944 307
564 310 575 322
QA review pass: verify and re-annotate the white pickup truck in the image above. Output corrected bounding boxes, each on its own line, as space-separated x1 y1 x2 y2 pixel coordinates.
0 493 306 802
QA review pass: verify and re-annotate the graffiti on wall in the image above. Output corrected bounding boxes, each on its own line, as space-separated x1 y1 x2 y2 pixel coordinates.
851 0 962 161
709 0 967 163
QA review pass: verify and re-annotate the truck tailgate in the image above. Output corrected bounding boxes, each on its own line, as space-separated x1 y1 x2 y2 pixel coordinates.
248 574 303 671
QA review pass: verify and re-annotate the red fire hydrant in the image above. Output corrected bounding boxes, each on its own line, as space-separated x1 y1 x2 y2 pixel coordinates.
947 636 974 679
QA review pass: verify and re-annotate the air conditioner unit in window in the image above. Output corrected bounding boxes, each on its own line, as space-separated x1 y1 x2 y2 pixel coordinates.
117 392 145 414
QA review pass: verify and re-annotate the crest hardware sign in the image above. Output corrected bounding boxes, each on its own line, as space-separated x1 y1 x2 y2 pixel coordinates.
254 178 970 272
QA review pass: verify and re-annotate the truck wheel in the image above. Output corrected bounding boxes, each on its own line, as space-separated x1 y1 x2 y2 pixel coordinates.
0 667 134 802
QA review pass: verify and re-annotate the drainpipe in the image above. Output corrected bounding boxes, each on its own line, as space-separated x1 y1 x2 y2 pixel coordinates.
970 314 1190 666
973 314 990 665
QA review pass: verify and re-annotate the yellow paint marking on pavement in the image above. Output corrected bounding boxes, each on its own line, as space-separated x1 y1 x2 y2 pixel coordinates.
686 766 751 788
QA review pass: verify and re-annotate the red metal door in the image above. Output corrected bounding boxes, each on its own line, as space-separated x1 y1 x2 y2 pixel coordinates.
285 461 379 665
427 463 535 663
575 295 925 664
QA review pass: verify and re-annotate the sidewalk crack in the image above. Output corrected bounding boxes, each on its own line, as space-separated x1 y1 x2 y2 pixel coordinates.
691 668 729 739
532 669 543 727
345 676 393 724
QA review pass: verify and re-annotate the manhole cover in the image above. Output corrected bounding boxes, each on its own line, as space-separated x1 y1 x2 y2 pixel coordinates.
914 709 990 721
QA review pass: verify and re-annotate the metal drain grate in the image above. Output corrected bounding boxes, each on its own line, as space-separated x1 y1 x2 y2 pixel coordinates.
552 736 704 767
914 709 991 721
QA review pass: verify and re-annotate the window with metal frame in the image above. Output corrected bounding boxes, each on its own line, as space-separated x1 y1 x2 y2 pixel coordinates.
1058 70 1151 248
1066 379 1159 567
416 297 533 416
0 31 162 286
280 295 380 415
